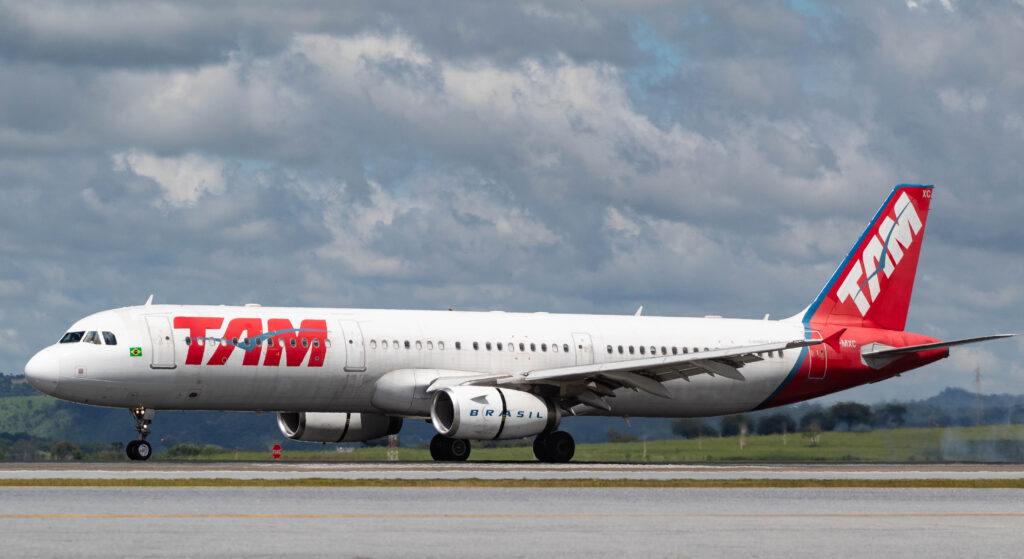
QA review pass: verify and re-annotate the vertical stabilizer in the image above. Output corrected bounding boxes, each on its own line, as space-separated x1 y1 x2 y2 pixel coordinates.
803 185 933 331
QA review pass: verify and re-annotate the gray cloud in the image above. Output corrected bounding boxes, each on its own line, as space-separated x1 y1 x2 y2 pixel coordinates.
0 0 1021 400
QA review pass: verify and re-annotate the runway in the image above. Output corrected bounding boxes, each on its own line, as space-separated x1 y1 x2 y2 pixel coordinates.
2 486 1023 558
3 461 1024 481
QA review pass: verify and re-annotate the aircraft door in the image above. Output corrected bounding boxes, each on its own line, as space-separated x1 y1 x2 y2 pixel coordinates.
338 320 366 372
571 332 594 366
806 329 827 381
145 316 176 369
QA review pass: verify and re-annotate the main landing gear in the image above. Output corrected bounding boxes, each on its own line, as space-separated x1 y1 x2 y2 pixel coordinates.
430 434 471 461
126 406 154 461
533 431 575 463
428 431 576 463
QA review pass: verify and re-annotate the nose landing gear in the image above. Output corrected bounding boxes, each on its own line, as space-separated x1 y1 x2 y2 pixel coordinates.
126 406 154 461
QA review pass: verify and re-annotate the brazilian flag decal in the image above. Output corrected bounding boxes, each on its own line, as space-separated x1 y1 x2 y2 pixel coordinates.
130 347 142 357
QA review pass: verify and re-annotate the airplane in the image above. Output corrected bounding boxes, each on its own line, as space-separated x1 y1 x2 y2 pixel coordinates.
23 185 1014 462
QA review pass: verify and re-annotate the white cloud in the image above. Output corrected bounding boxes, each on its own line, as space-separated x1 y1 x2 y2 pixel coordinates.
112 149 226 207
938 88 988 113
0 279 24 296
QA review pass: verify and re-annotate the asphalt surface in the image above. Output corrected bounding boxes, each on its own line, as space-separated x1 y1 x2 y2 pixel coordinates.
3 461 1024 480
3 486 1022 558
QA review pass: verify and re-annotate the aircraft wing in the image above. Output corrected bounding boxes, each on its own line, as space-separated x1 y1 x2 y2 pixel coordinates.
426 338 821 411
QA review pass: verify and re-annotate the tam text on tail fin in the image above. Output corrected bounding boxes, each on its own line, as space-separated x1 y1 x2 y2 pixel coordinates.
804 185 933 331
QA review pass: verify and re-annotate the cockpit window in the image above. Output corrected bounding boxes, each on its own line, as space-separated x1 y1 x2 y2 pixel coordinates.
83 331 101 345
59 331 84 343
102 331 117 345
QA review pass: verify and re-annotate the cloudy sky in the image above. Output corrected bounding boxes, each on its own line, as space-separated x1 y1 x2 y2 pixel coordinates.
1 0 1021 402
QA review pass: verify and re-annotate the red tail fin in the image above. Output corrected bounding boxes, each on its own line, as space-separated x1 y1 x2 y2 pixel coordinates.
803 185 933 331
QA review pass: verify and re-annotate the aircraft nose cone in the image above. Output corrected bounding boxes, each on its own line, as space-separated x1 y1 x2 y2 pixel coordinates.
25 349 60 395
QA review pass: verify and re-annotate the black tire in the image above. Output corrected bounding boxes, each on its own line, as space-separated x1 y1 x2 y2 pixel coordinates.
533 434 551 462
126 440 140 460
536 431 575 463
135 440 152 461
448 438 471 462
429 434 450 461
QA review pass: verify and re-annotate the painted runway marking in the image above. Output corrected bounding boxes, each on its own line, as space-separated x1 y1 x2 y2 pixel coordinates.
4 513 1024 519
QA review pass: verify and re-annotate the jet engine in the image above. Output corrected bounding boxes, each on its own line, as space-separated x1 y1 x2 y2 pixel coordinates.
430 386 559 440
277 412 403 443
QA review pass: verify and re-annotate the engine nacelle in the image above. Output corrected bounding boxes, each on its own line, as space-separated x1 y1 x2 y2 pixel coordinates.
277 412 403 443
430 386 559 440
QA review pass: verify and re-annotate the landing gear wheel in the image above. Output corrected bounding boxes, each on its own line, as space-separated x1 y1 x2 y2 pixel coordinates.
429 435 471 461
534 431 575 463
134 440 152 460
126 406 155 461
533 435 551 462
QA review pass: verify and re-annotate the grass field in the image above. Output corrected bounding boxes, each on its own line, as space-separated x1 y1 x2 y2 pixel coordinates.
156 424 1024 463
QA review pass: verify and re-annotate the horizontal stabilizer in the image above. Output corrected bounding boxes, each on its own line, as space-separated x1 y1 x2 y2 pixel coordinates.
861 334 1015 369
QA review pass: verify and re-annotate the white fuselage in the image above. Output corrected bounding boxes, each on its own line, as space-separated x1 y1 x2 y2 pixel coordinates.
31 304 805 418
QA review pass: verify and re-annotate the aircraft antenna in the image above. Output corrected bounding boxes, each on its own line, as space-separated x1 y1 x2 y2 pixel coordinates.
144 294 154 306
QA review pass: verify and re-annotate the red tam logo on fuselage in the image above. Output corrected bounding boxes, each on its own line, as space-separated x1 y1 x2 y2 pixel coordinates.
172 317 328 367
835 192 923 316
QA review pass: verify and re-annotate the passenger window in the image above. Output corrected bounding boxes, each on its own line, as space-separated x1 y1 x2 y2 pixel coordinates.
607 345 613 354
552 343 558 353
639 346 645 355
456 341 461 350
439 341 445 350
661 346 667 355
473 342 479 350
530 343 536 352
497 342 503 351
102 331 117 345
485 342 492 351
382 340 388 349
83 331 101 345
392 340 399 350
629 346 635 354
519 343 525 352
541 343 547 352
416 341 423 350
290 339 297 348
370 340 377 349
404 341 410 349
651 346 657 355
618 345 623 354
672 347 678 355
563 344 569 353
427 341 434 350
508 342 514 352
683 347 688 354
185 337 192 346
302 338 310 348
